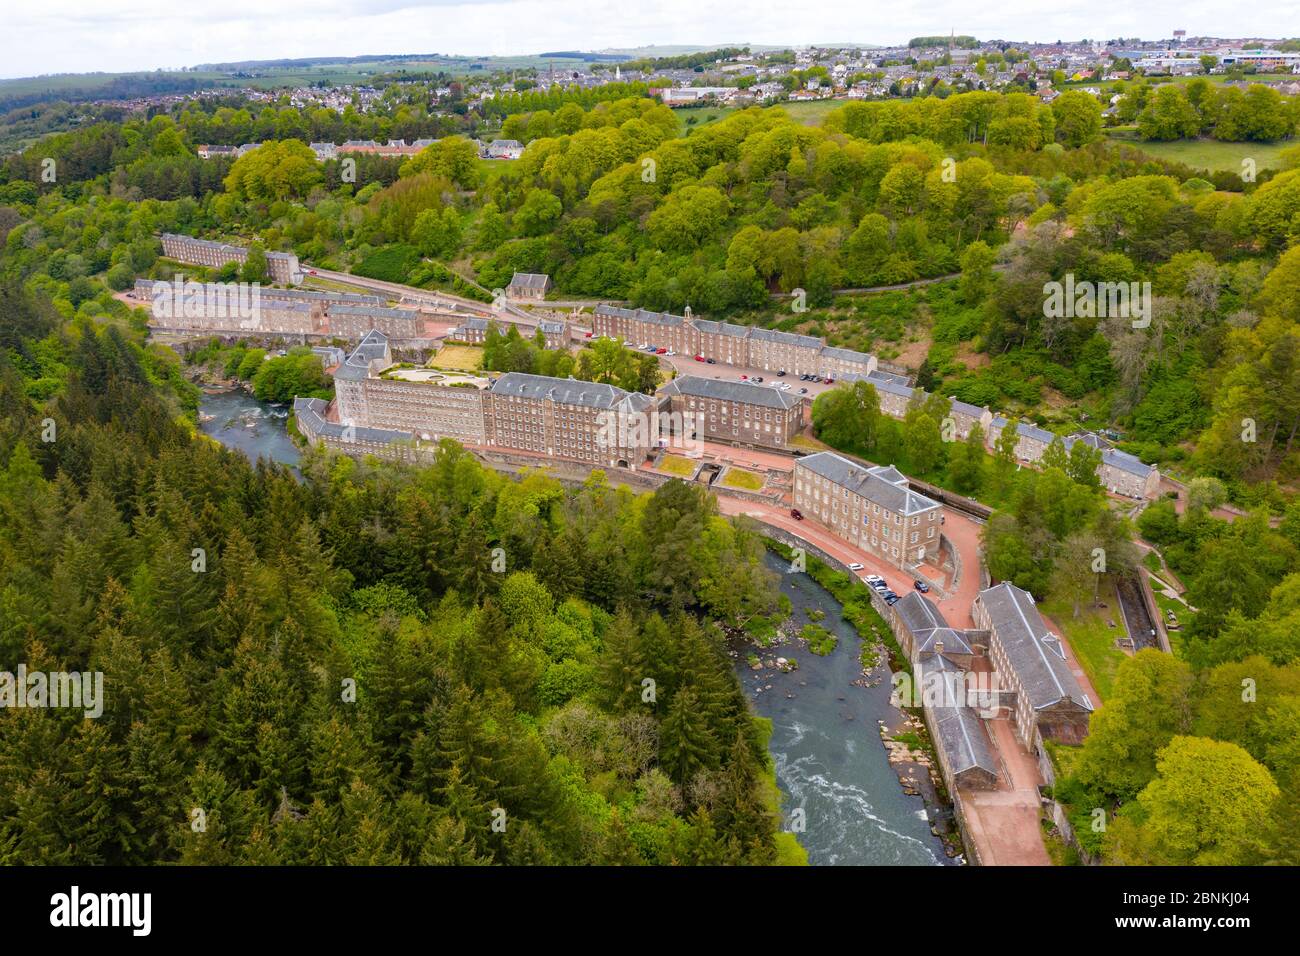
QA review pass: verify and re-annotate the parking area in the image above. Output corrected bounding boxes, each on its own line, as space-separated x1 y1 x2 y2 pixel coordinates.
653 350 846 401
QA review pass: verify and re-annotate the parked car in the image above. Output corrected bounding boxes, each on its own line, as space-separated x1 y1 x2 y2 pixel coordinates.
706 358 716 364
694 355 704 362
864 574 884 584
869 580 889 592
885 594 901 606
666 350 676 356
585 331 593 338
798 388 808 394
753 376 763 383
740 374 748 380
790 508 803 520
655 348 667 354
777 370 786 377
847 563 864 572
914 580 930 593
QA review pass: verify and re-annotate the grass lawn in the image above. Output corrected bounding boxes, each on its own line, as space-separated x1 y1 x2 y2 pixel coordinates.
677 105 736 133
789 432 829 451
719 467 764 490
1041 579 1130 701
657 454 699 477
1106 129 1294 173
429 345 483 372
778 100 844 125
476 158 514 181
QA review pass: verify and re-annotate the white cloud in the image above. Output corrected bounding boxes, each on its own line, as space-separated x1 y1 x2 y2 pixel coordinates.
5 0 1300 78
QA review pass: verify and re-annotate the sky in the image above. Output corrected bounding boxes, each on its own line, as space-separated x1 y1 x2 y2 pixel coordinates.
5 0 1300 79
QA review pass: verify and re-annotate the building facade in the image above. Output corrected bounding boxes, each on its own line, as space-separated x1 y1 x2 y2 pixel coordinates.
658 375 803 450
319 330 656 470
160 233 302 285
793 452 942 569
507 273 552 301
332 330 486 444
592 304 877 378
483 373 658 468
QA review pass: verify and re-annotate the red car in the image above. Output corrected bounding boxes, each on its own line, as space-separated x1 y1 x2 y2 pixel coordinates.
790 508 803 520
585 331 593 338
655 348 667 354
694 355 704 362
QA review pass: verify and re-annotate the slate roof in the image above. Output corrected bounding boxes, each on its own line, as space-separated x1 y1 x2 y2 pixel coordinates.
860 371 915 399
991 417 1057 446
328 305 420 321
866 369 911 387
335 329 391 381
1065 431 1155 478
917 655 1000 780
893 592 975 659
160 233 297 263
915 626 975 658
490 373 655 413
818 345 874 365
598 304 684 329
749 326 823 349
294 397 408 444
949 396 988 419
933 700 1000 778
1098 446 1154 478
892 590 948 634
978 583 1093 713
797 451 940 516
509 272 551 290
660 375 802 410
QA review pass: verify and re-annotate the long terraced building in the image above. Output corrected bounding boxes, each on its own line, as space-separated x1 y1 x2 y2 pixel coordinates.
592 304 877 379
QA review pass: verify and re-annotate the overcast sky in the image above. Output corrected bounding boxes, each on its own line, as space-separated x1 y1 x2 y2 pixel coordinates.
6 0 1300 79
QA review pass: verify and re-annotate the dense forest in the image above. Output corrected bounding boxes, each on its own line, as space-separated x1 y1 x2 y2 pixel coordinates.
0 280 794 864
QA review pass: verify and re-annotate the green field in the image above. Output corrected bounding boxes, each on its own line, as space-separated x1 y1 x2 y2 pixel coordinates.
1041 581 1131 702
429 345 484 371
657 454 699 477
719 467 764 490
676 97 844 135
476 158 515 180
1106 128 1295 173
676 105 736 133
777 99 844 124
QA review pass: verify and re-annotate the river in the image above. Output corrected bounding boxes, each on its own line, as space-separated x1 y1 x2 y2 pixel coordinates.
735 551 954 866
198 387 301 469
